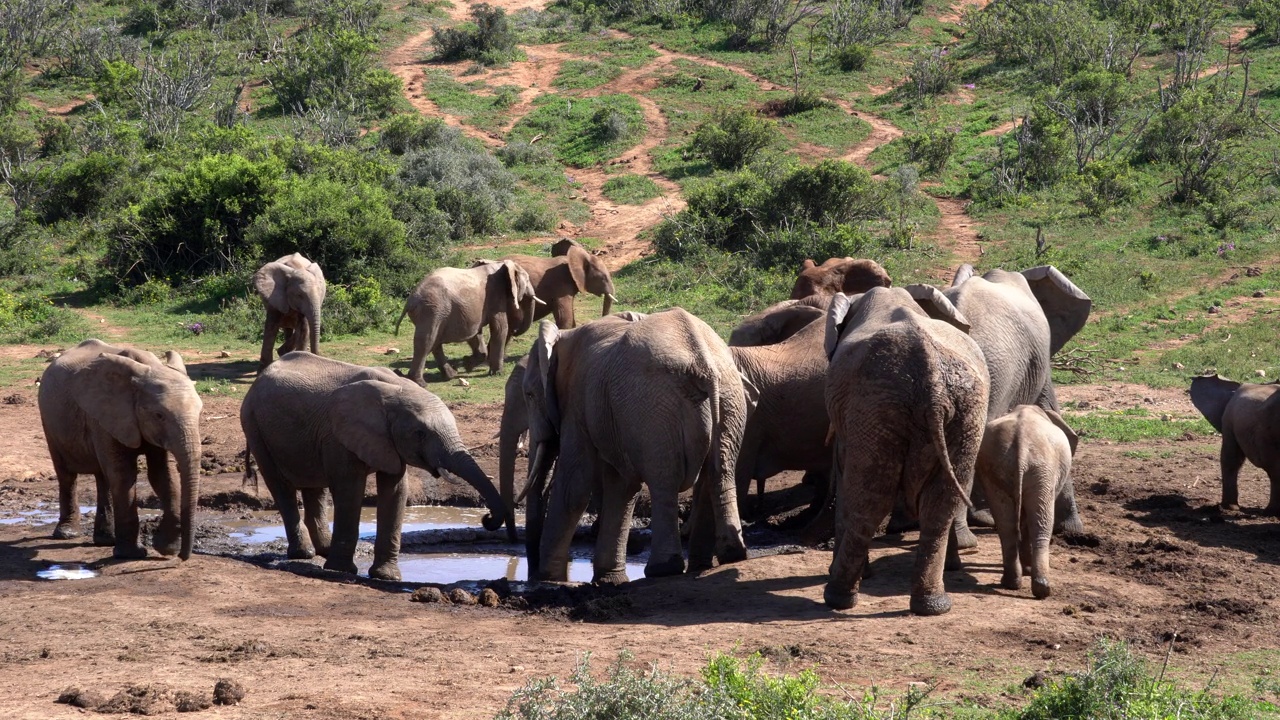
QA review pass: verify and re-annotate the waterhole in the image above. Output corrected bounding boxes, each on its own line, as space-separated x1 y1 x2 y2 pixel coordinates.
225 505 497 543
36 564 99 581
387 554 649 585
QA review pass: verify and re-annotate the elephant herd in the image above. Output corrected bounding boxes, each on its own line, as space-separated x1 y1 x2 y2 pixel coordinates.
34 246 1280 617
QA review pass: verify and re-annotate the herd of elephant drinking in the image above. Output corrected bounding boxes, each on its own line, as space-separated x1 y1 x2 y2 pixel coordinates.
34 244 1280 616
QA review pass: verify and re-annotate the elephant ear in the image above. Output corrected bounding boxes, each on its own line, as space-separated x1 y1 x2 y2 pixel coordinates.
613 311 647 322
329 380 405 475
739 371 760 418
800 258 817 270
253 262 292 314
162 350 189 377
729 301 823 347
1189 374 1240 433
905 284 971 333
72 353 150 448
1021 266 1092 356
303 259 326 301
565 247 588 294
550 238 584 257
824 293 854 361
533 320 561 428
951 264 976 287
1040 407 1080 456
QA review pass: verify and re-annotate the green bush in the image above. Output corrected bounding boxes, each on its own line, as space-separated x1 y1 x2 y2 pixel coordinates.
1249 0 1280 42
908 47 955 97
511 197 558 231
689 109 778 170
601 174 661 204
1076 160 1137 217
832 44 871 72
495 140 555 167
510 94 644 167
377 114 461 155
903 126 958 174
322 275 392 336
399 145 517 238
0 288 90 343
591 107 634 143
431 4 519 65
268 28 392 115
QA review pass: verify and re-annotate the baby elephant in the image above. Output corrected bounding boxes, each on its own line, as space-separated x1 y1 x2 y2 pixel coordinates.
975 405 1078 599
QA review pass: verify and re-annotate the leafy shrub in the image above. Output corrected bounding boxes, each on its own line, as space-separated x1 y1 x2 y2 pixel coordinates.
1141 83 1257 212
93 59 141 106
908 47 955 97
510 94 644 167
832 44 871 72
377 114 462 155
431 4 519 65
400 145 516 238
322 275 392 336
601 174 661 204
495 140 555 167
511 197 558 231
591 107 634 144
903 126 958 174
1076 160 1137 217
966 0 1134 83
268 28 393 115
36 152 127 222
0 288 90 343
768 89 834 116
117 277 172 305
245 176 408 284
689 109 777 170
1249 0 1280 42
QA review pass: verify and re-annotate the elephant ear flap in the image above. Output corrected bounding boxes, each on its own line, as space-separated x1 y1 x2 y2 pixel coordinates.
905 284 971 333
1189 374 1240 433
550 238 583 257
162 350 189 377
565 247 588 293
329 380 404 475
73 353 150 448
1021 266 1092 356
951 264 975 287
304 260 326 301
1041 407 1080 456
824 293 853 360
533 320 561 426
253 263 291 314
801 258 817 270
614 311 647 322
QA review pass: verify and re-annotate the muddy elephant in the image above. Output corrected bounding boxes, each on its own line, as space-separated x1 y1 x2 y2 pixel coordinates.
37 339 203 560
505 240 617 329
790 257 891 300
254 252 326 370
521 309 751 583
976 405 1078 599
1190 375 1280 514
823 286 989 615
728 298 831 515
394 260 542 383
240 353 505 581
943 265 1091 545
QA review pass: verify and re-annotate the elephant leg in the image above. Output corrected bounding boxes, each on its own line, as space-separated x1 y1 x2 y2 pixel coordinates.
1027 493 1054 599
369 470 408 582
103 453 146 560
300 487 332 557
646 481 686 578
461 333 487 372
825 450 898 610
51 455 82 540
92 472 115 546
324 475 364 575
1219 435 1245 510
538 453 593 582
485 316 508 376
407 319 441 384
260 311 282 369
278 327 296 356
592 469 638 585
984 480 1022 590
1052 471 1085 535
143 446 181 557
967 481 995 528
431 345 458 381
553 297 575 329
910 489 960 617
253 447 313 559
1266 469 1280 517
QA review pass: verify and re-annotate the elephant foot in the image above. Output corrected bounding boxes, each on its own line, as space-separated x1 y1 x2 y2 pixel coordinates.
369 561 402 582
440 364 459 380
1031 577 1051 599
944 553 962 572
823 584 856 610
93 531 116 547
52 523 81 540
716 542 748 566
1053 511 1085 536
644 554 686 578
967 507 995 528
287 545 316 560
909 592 952 616
152 526 180 557
113 544 149 560
954 525 979 551
1263 503 1280 518
593 568 630 586
323 557 359 574
1001 573 1023 591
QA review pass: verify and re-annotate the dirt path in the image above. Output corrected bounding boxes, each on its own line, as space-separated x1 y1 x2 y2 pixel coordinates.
386 28 504 146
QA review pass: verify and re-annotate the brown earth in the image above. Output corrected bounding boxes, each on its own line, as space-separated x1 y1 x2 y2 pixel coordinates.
2 381 1279 718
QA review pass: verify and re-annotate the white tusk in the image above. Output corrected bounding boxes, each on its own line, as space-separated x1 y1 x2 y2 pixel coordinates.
606 293 618 303
532 295 547 306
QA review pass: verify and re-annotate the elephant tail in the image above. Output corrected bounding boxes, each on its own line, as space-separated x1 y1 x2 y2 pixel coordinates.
393 305 408 336
241 443 258 493
923 342 975 511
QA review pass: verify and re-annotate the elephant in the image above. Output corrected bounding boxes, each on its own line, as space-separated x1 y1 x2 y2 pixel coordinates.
942 265 1092 546
823 286 990 615
975 405 1078 599
521 309 751 584
497 355 530 543
394 259 542 384
790 257 892 300
240 353 505 581
728 299 832 515
253 253 326 370
1190 374 1280 514
728 296 827 347
37 339 203 560
504 240 617 329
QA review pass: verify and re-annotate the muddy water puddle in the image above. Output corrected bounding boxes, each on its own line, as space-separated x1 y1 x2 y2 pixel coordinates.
223 505 501 543
379 553 649 585
36 564 99 581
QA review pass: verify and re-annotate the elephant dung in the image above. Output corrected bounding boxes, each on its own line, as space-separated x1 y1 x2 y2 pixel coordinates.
411 586 447 604
449 588 477 605
479 588 501 607
213 679 246 706
174 690 213 712
56 687 106 709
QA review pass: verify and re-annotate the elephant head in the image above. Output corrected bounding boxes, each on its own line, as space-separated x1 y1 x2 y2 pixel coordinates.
329 378 505 531
552 239 618 316
1189 374 1242 432
70 351 203 559
254 253 326 350
790 257 892 300
824 286 970 360
729 296 827 347
521 320 565 576
483 259 541 338
951 264 1092 356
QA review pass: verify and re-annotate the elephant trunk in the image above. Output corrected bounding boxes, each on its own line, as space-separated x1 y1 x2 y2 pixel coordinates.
307 306 321 354
523 440 558 579
511 297 536 337
442 449 506 533
172 424 202 561
497 381 527 544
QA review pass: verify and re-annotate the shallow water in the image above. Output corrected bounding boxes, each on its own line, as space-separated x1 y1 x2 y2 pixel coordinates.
386 553 648 585
36 564 99 581
226 505 501 544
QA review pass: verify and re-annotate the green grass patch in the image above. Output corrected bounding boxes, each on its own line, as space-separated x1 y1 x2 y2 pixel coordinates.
601 174 661 204
779 105 871 156
1063 408 1215 443
508 94 645 167
551 60 624 91
421 71 520 133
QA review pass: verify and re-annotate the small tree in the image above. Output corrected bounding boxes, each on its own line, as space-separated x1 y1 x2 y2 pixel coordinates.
689 109 777 170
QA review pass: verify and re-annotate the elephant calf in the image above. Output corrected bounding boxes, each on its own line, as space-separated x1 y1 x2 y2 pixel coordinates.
241 353 506 581
1190 375 1280 514
505 239 618 330
790 257 891 300
254 253 326 370
975 405 1078 599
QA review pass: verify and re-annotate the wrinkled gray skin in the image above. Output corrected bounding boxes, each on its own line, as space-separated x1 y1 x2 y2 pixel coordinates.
395 260 541 383
254 253 326 370
976 405 1078 599
522 309 750 583
728 298 831 514
943 265 1091 547
824 286 989 616
497 355 530 543
38 339 203 560
241 353 505 581
505 241 617 329
1190 375 1280 514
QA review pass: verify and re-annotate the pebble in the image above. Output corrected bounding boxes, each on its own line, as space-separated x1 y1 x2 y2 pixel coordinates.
385 348 400 355
1253 290 1266 298
218 351 231 358
457 378 470 387
212 679 245 706
1208 306 1220 314
510 665 524 673
1077 400 1091 409
1257 370 1267 378
1161 414 1172 421
1173 362 1185 370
